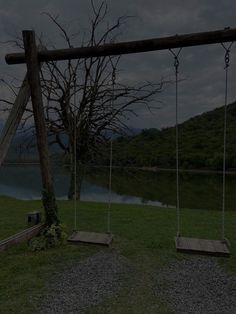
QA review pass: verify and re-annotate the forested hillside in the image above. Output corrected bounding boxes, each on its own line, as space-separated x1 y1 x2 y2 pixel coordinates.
5 101 236 170
107 101 236 170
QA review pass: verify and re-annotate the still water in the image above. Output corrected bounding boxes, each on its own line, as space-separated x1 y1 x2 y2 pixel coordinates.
0 164 236 210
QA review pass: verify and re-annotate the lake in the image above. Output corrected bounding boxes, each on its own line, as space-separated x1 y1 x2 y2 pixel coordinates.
0 164 236 210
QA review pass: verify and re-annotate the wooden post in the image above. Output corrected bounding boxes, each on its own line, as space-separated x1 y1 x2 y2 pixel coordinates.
0 73 30 166
22 30 58 226
6 27 236 64
0 224 45 252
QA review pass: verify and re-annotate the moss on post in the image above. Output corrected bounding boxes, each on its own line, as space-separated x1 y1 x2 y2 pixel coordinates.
42 187 59 226
29 189 66 251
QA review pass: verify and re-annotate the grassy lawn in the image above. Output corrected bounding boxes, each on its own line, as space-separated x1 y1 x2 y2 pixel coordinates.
0 196 236 313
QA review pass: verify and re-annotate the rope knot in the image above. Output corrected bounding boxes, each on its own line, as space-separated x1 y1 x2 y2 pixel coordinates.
169 48 182 76
221 42 234 70
174 56 180 74
224 49 230 69
112 71 116 84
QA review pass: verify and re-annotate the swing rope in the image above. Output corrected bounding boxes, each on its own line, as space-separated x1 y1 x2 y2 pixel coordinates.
170 48 182 237
73 77 78 231
72 65 116 234
107 69 116 234
221 42 233 240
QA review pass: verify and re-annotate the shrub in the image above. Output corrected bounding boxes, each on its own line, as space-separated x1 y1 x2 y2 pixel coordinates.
29 224 67 251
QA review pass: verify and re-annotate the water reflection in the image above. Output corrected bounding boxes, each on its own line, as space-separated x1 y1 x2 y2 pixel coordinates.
0 164 235 210
85 167 236 211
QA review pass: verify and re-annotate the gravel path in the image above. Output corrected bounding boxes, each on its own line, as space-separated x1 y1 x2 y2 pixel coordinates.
35 251 236 313
155 256 236 314
37 251 130 314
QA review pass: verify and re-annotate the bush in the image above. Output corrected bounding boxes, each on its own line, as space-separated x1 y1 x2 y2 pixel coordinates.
29 224 67 251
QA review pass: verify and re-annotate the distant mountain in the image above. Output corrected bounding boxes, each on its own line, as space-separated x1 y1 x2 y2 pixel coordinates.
109 101 236 170
4 131 62 162
4 132 38 161
3 125 142 163
3 126 142 155
5 101 236 171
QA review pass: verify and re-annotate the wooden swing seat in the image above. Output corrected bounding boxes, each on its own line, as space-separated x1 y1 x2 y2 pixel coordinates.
68 231 113 246
175 236 230 257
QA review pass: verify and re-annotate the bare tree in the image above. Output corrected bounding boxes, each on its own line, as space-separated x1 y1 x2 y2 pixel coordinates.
1 0 166 200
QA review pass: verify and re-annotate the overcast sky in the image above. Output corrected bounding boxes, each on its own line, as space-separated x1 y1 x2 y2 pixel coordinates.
0 0 236 130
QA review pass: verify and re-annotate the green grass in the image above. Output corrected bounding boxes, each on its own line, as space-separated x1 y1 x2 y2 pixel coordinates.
0 197 236 313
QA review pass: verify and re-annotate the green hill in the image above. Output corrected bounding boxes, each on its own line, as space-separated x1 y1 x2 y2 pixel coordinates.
109 101 236 170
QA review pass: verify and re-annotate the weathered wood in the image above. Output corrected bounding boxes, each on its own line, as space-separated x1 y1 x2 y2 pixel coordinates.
0 224 44 252
0 74 30 166
175 236 230 257
68 231 113 246
23 30 53 190
22 30 58 225
6 28 236 65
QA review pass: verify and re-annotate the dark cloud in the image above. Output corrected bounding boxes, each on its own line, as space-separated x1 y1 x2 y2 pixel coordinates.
0 0 236 129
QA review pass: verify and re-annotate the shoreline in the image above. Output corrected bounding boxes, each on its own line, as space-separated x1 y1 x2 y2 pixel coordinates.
140 166 236 175
3 162 236 175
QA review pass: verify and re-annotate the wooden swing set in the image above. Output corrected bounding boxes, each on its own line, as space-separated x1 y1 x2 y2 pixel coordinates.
1 27 235 255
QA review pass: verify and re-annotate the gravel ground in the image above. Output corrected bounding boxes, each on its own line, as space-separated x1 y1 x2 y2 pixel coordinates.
154 256 236 314
34 251 236 314
36 251 130 314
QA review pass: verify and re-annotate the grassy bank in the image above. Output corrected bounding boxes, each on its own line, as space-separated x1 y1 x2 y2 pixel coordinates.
0 196 236 313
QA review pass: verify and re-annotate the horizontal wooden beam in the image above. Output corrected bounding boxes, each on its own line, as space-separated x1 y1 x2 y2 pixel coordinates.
5 27 236 65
